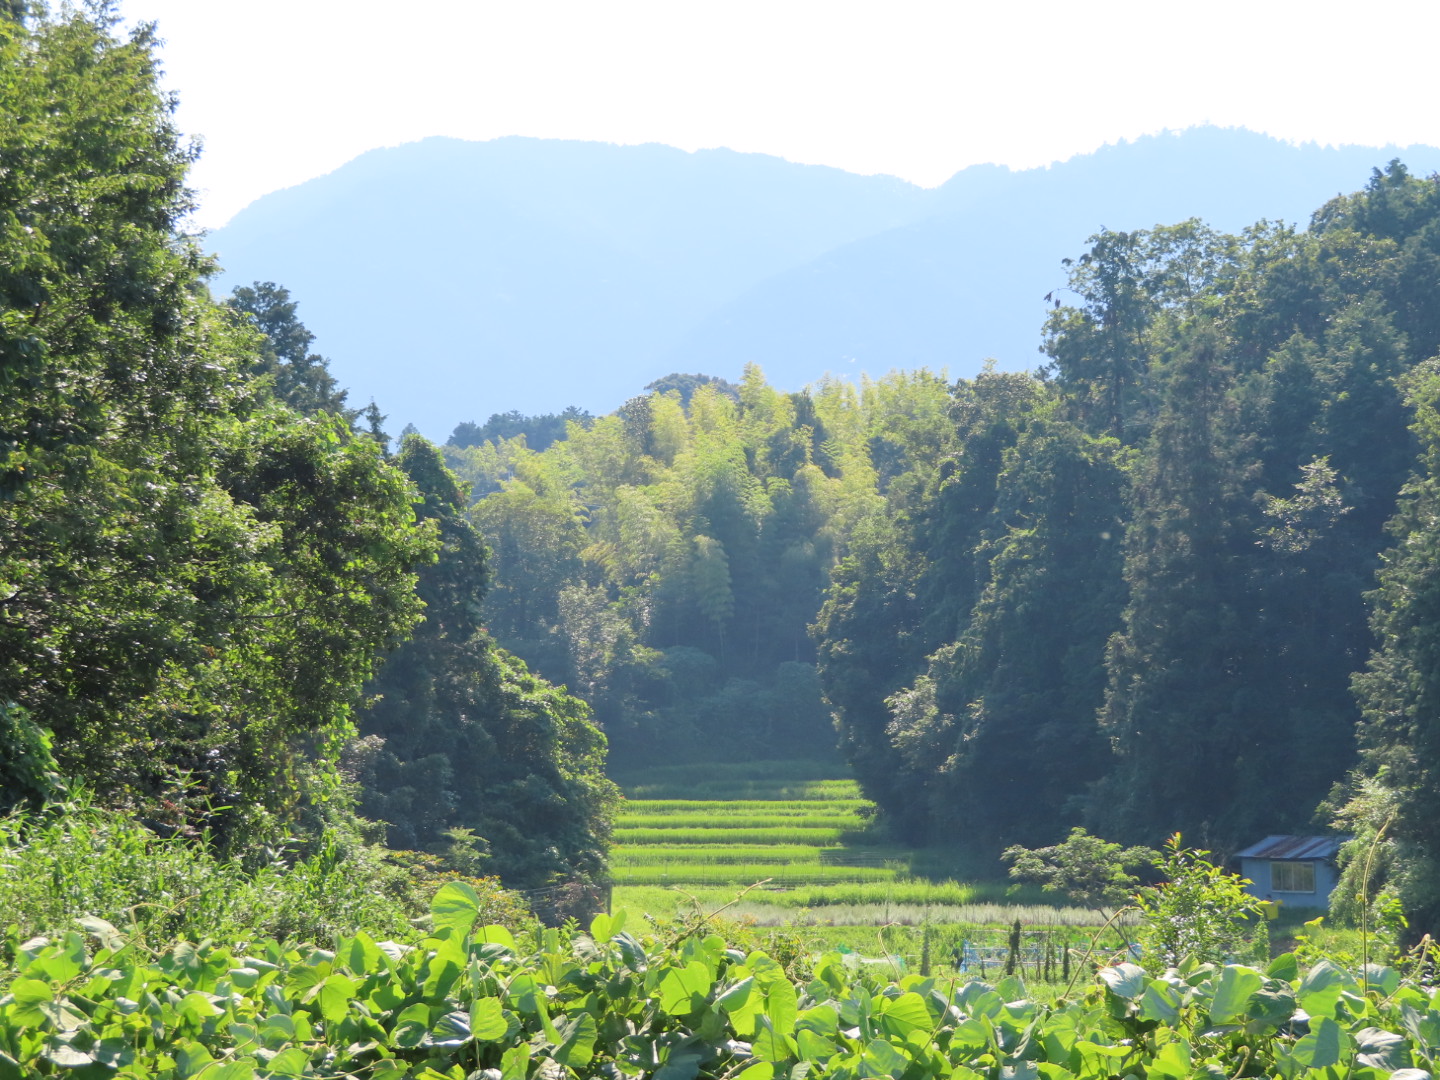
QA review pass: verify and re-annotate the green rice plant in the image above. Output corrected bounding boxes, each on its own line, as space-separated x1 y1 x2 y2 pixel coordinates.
752 880 985 908
611 885 742 917
625 780 862 800
611 864 901 885
610 885 1136 934
717 901 1139 928
614 759 850 787
618 811 867 829
611 843 839 866
614 827 850 845
619 800 867 817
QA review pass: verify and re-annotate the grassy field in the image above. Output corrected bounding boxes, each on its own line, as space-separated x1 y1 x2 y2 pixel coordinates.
609 760 1131 979
609 760 1340 984
610 761 909 888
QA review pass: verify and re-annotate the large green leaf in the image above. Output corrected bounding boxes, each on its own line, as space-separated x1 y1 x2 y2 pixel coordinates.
41 1044 93 1069
1354 1026 1409 1072
75 916 124 953
500 1044 531 1080
796 1005 839 1036
1138 981 1181 1024
173 1041 216 1078
1098 963 1146 1000
654 1046 705 1080
471 997 509 1041
659 961 714 1016
506 972 543 1014
862 1037 910 1078
266 1047 312 1076
553 1012 597 1067
1291 1016 1353 1069
796 1029 836 1062
259 1014 297 1048
342 932 386 976
764 976 799 1037
753 1019 796 1063
1147 1038 1192 1080
1363 965 1402 997
317 972 357 1023
878 992 931 1039
1266 952 1299 981
1243 987 1296 1036
7 979 51 1006
477 925 518 949
432 1009 473 1047
1298 960 1351 1019
1208 965 1263 1024
430 881 481 939
390 1002 433 1049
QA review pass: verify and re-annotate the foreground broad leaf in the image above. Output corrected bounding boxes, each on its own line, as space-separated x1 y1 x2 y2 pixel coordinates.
430 881 481 938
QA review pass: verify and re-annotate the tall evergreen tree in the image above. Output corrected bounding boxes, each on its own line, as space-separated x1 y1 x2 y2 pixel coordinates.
1344 361 1440 936
889 416 1127 848
1088 321 1265 848
226 281 353 419
357 436 618 888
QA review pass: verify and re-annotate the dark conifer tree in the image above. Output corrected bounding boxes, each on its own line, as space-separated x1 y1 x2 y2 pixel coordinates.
357 436 618 887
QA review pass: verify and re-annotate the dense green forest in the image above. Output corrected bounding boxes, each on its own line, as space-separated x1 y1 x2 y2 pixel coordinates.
0 3 613 892
444 368 948 770
451 175 1440 934
10 0 1440 943
20 7 1440 1080
813 184 1440 936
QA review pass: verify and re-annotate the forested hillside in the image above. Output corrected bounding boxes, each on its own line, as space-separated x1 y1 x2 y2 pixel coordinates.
12 0 1440 943
458 167 1440 934
817 171 1440 934
0 4 613 892
444 370 931 769
21 9 1440 1079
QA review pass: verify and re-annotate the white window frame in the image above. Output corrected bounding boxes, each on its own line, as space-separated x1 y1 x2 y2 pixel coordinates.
1271 860 1316 893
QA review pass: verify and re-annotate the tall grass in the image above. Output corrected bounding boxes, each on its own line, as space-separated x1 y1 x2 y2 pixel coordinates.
0 796 417 947
754 880 987 907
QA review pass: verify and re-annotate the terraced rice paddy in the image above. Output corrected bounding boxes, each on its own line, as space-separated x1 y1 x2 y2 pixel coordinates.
610 760 1127 983
609 760 909 888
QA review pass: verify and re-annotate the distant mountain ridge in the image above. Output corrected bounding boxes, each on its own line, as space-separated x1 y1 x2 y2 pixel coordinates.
208 129 1440 439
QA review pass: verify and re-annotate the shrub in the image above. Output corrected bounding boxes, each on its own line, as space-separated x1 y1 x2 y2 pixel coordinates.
1135 834 1262 971
0 796 531 957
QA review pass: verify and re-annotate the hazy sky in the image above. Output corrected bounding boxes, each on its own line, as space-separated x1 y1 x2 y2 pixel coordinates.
120 0 1440 231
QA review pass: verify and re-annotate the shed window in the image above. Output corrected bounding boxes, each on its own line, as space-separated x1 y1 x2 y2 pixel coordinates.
1272 861 1315 893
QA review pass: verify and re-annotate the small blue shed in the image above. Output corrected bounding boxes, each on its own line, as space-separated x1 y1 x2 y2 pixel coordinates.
1234 835 1348 909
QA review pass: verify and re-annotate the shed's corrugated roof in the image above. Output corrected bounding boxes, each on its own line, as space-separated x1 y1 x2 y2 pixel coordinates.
1234 835 1347 860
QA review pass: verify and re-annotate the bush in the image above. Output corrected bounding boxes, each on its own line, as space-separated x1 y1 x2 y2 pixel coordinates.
1135 834 1262 971
0 796 530 957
